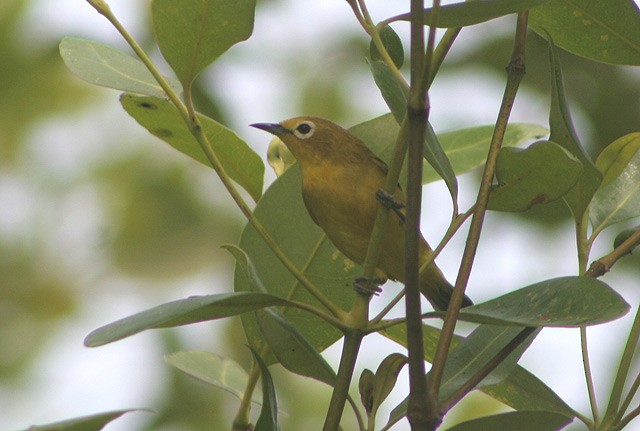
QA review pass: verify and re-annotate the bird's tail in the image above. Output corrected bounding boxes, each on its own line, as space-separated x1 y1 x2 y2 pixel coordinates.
420 264 473 311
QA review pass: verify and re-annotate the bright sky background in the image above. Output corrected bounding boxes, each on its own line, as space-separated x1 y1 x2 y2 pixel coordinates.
4 1 640 430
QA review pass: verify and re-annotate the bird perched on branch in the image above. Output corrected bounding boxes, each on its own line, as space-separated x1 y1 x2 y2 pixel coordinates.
252 117 472 310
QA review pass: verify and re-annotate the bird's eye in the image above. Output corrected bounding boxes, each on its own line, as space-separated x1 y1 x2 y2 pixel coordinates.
293 121 316 139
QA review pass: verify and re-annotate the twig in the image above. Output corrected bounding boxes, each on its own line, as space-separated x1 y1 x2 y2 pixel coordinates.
426 10 528 411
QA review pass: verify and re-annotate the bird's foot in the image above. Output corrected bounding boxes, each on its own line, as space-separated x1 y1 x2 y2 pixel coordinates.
353 276 385 297
376 189 405 221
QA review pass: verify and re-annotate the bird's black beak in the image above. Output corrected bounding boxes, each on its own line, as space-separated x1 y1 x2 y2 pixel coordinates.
250 123 291 137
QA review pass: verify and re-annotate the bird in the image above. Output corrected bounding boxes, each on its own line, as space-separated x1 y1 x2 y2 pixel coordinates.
251 117 472 311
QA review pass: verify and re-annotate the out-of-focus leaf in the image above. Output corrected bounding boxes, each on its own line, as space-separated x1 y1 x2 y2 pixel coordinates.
447 276 629 327
361 353 407 425
23 410 146 431
85 292 294 347
121 94 264 201
547 38 602 219
446 411 572 431
614 225 640 250
530 0 640 65
153 0 255 86
396 0 552 28
370 25 404 68
59 37 182 98
590 135 640 233
250 347 280 431
165 350 261 403
488 141 582 212
255 308 337 387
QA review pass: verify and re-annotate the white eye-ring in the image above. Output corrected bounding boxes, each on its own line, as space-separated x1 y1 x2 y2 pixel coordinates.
293 121 316 139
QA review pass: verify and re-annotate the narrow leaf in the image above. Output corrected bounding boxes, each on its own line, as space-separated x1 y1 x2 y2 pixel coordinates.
153 0 255 86
250 347 280 431
530 0 640 65
440 326 538 402
447 411 572 431
165 350 261 403
488 141 583 212
370 26 404 68
85 292 293 347
396 0 552 28
23 410 145 431
590 133 640 232
370 353 408 416
59 37 183 98
448 276 629 327
255 308 337 386
382 324 575 428
367 59 408 124
547 37 602 219
121 94 264 201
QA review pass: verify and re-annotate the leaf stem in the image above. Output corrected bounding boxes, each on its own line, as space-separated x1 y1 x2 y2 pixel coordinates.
427 10 528 412
323 331 364 430
581 327 599 425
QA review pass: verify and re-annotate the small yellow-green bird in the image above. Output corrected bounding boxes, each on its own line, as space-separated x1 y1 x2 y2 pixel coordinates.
252 117 472 310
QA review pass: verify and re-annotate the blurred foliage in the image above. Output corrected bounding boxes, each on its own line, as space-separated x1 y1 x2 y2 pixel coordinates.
2 0 639 430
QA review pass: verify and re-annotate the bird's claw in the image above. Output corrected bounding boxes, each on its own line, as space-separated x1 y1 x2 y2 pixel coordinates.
376 189 405 221
353 276 384 297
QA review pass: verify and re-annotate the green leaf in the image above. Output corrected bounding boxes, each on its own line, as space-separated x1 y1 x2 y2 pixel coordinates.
59 37 183 98
447 411 572 431
152 0 255 86
255 308 337 387
382 324 575 428
396 0 552 28
488 141 583 212
360 353 407 424
449 276 629 327
121 94 264 201
590 135 640 232
425 121 459 202
388 327 537 423
350 115 547 186
530 0 640 65
22 410 145 431
250 347 280 431
370 26 404 68
165 350 261 403
614 225 640 250
368 59 408 124
440 326 538 402
84 292 293 347
235 165 356 364
547 37 602 220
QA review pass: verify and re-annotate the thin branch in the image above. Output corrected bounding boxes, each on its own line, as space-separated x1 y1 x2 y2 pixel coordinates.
581 327 600 423
427 10 528 410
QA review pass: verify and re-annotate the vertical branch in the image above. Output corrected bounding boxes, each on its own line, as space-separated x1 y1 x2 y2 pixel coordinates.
405 0 436 429
427 11 529 411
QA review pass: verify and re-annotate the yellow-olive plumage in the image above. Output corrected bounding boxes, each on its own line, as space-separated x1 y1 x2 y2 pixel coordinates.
252 117 472 310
